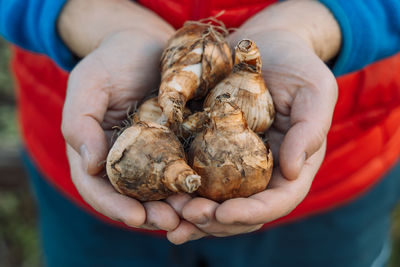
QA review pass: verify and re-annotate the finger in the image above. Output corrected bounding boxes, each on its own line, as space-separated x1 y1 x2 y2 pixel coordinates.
182 197 219 226
67 145 146 227
181 198 263 237
139 225 159 231
143 201 180 231
216 140 326 225
62 57 111 175
165 193 192 217
280 77 337 179
166 220 208 245
204 224 263 237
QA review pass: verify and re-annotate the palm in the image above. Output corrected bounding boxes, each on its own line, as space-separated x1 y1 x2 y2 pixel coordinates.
62 29 183 231
64 30 166 164
85 31 163 132
242 31 337 179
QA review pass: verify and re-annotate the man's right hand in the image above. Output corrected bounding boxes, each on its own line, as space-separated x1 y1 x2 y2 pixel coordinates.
59 0 184 231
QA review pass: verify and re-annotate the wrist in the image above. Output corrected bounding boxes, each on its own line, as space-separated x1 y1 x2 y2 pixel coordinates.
58 0 174 57
237 0 341 62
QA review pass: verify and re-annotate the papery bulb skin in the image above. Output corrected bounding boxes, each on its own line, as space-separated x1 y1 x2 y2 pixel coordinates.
205 39 275 134
106 121 201 201
189 96 273 202
136 97 169 126
159 22 233 125
180 108 210 136
135 97 191 128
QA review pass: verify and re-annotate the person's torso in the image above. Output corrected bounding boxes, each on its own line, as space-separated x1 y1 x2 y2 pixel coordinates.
12 0 400 229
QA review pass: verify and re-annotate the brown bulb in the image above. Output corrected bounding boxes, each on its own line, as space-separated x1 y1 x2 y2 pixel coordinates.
159 22 233 125
204 39 275 134
189 96 273 202
106 121 201 201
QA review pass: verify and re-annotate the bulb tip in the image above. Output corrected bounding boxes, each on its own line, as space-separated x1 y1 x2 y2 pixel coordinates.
237 39 252 51
184 174 201 193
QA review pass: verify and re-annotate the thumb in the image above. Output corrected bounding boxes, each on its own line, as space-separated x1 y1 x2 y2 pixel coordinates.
62 59 110 175
279 80 337 180
279 120 326 180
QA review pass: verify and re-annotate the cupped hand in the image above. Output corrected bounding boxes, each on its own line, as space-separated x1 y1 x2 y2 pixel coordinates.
62 28 183 231
167 29 338 243
66 144 179 230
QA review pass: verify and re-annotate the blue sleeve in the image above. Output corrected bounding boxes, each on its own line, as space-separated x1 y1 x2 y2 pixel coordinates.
0 0 78 71
318 0 400 76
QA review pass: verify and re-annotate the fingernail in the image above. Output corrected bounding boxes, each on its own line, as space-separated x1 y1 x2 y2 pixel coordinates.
80 144 90 172
194 216 209 227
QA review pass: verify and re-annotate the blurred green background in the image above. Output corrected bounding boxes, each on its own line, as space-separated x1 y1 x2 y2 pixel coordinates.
0 38 399 267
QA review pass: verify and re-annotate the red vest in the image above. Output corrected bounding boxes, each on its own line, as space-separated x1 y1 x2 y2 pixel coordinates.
11 0 400 230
